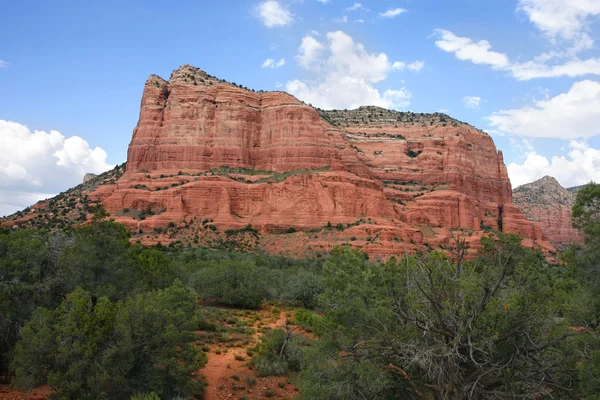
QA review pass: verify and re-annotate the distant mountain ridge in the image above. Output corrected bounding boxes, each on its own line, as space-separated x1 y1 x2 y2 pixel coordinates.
513 176 584 246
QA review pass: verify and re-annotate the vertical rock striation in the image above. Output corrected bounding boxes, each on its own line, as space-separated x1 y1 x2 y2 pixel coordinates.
513 176 584 246
88 64 552 255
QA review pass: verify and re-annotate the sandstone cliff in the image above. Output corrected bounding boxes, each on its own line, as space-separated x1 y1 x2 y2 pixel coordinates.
513 176 584 246
84 64 551 256
1 65 554 258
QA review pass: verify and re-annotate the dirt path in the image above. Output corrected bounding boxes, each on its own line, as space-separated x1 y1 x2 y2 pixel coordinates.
199 310 298 400
200 348 248 400
1 310 299 400
0 385 51 400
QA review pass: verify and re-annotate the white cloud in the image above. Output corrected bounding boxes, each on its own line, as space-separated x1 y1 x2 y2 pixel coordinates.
435 29 600 80
0 60 8 69
510 58 600 80
517 0 600 50
287 78 412 110
345 3 364 11
392 60 425 72
0 120 113 216
287 31 414 109
355 19 364 23
488 80 600 139
316 0 329 3
379 8 407 18
407 61 425 72
507 140 600 188
296 36 326 70
256 1 293 28
262 58 286 68
392 61 405 71
484 129 504 136
462 96 482 109
434 29 510 69
334 15 349 23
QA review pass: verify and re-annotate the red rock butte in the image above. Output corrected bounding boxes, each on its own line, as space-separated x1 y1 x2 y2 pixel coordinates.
89 64 552 256
513 176 584 247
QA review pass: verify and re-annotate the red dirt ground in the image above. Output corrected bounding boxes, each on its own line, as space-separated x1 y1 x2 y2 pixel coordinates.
199 310 299 400
0 309 303 400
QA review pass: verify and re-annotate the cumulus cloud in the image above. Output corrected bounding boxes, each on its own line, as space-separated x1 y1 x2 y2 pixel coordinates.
296 36 325 70
507 140 600 188
435 0 600 83
379 8 407 18
255 1 293 28
286 31 417 109
517 0 600 50
262 58 286 68
435 29 600 80
434 29 510 69
462 96 482 109
0 120 113 216
488 80 600 139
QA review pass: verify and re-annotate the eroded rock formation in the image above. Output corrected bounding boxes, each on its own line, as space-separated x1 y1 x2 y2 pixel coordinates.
513 176 584 247
84 64 552 256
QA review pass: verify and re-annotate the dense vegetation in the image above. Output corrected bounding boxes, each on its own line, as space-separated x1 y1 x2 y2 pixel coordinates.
1 183 600 399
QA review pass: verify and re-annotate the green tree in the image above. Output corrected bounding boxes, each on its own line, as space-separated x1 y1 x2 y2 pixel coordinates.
572 182 600 244
283 270 323 308
13 281 205 399
128 246 175 292
13 287 118 399
299 239 596 399
0 229 70 373
60 221 133 300
192 261 268 308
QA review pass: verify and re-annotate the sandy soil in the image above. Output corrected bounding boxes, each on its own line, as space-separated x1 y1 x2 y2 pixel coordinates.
0 385 51 400
0 309 302 400
199 309 299 400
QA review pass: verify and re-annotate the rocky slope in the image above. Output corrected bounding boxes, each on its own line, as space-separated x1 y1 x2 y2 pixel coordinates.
2 64 553 258
513 176 584 246
0 164 126 232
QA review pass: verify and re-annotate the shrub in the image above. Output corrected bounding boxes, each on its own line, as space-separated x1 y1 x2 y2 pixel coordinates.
192 261 269 308
13 282 206 399
283 271 323 309
245 376 256 387
252 329 306 377
292 309 325 335
406 149 423 158
130 393 160 400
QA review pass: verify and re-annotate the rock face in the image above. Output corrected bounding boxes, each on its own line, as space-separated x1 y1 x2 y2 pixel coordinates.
513 176 584 247
85 64 551 256
83 173 97 184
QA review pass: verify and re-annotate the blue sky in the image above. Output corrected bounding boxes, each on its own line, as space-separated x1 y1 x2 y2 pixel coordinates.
1 0 600 215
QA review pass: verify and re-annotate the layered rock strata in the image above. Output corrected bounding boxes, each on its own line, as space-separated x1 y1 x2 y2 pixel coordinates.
513 176 584 246
84 64 552 255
